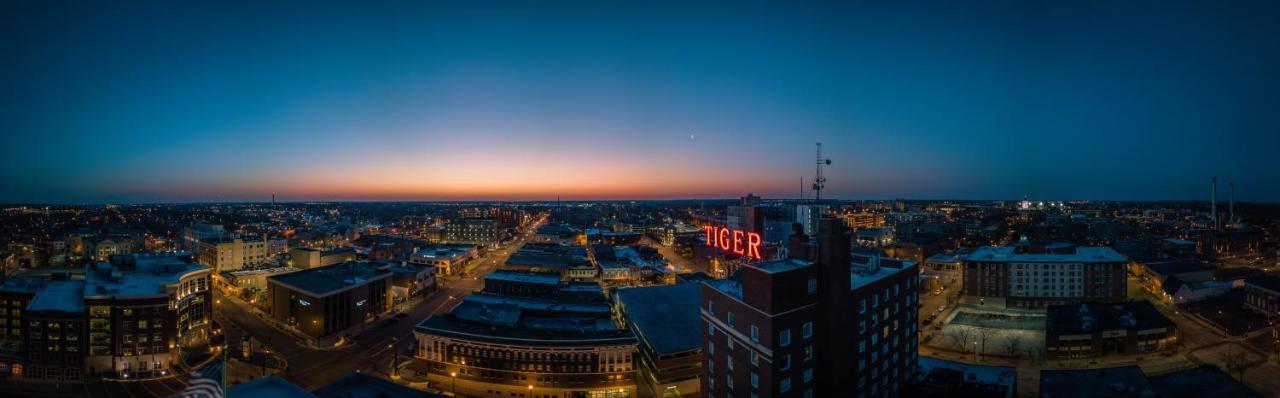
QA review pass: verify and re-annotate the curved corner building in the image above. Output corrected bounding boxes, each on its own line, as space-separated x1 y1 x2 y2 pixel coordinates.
411 292 637 398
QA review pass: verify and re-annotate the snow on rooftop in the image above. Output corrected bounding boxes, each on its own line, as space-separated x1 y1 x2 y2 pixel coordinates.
28 280 85 313
752 259 813 274
85 254 209 299
966 246 1126 263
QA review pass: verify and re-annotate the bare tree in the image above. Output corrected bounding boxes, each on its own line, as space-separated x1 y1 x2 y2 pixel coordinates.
975 328 993 359
946 326 973 351
1002 335 1023 357
1023 346 1042 366
1219 346 1254 382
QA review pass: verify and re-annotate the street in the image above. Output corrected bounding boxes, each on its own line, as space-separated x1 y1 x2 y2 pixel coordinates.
229 215 545 390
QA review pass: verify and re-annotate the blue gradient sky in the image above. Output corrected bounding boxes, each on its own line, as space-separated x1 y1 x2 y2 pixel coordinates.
3 1 1279 203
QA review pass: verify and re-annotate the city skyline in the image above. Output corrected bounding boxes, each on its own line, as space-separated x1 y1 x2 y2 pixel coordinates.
5 2 1280 203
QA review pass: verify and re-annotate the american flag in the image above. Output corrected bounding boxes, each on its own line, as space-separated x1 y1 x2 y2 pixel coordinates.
179 360 224 398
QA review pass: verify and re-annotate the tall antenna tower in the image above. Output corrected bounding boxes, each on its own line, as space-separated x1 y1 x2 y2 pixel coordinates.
812 143 831 203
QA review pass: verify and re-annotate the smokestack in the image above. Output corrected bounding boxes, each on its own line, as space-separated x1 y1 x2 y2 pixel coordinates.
1230 181 1235 225
1211 177 1218 230
815 217 853 395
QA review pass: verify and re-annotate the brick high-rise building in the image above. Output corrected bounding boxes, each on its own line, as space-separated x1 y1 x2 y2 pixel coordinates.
700 218 920 398
962 240 1126 308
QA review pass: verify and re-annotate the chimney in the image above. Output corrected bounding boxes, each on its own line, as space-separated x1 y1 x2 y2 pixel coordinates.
1229 181 1235 225
816 217 854 395
1211 177 1218 230
787 223 813 261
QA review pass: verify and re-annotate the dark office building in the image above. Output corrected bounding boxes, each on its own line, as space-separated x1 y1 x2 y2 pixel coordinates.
266 261 392 340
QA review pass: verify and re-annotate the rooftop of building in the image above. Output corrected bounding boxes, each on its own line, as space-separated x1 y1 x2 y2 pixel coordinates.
752 258 813 274
313 372 441 398
221 266 300 279
226 376 317 398
1045 301 1174 335
925 250 969 264
1183 279 1231 291
416 292 632 346
1039 366 1153 398
704 278 744 300
615 283 702 354
1146 365 1261 398
917 356 1016 397
966 245 1126 263
1163 237 1196 245
268 261 393 298
1143 259 1208 276
851 263 911 290
485 270 560 286
27 280 85 313
388 263 434 276
505 243 590 269
1246 274 1280 293
292 246 357 256
85 253 210 299
0 276 47 295
411 244 476 259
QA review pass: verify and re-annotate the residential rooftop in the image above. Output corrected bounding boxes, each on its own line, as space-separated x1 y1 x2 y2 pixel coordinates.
84 253 210 299
27 280 85 313
752 258 813 274
1045 301 1174 335
485 270 560 286
1039 366 1152 398
966 245 1127 263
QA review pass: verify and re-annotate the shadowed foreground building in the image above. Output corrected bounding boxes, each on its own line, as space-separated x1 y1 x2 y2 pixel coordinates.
410 290 637 397
700 219 920 398
615 283 703 397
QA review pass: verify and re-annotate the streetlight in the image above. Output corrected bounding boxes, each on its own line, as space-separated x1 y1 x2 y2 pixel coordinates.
528 384 534 397
451 372 457 395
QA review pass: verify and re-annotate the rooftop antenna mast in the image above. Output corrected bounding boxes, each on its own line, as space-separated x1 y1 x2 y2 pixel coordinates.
812 143 831 203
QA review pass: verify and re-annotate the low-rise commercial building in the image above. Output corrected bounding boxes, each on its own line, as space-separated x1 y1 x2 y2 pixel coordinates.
289 247 357 269
217 266 301 301
615 283 702 398
266 261 392 341
914 356 1016 398
409 291 637 398
407 245 477 276
1044 301 1176 359
1244 275 1280 317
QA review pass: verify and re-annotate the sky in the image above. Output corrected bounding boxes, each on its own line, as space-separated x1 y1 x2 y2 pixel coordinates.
3 1 1279 203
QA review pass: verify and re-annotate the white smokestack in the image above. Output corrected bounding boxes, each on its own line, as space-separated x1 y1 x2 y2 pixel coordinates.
1230 181 1235 225
1211 177 1218 230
